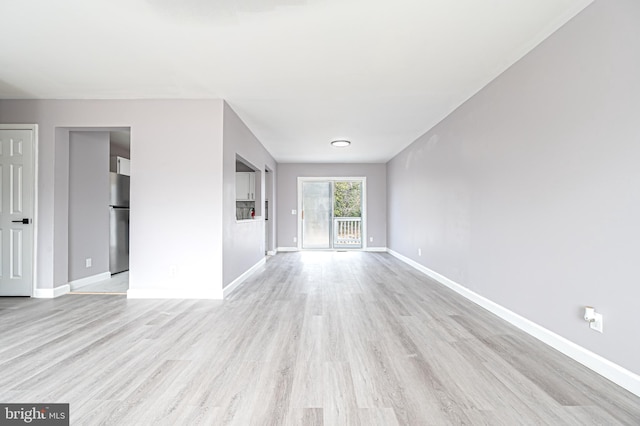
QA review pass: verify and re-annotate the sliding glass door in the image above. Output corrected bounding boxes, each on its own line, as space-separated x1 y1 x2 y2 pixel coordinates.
301 179 363 249
301 181 332 249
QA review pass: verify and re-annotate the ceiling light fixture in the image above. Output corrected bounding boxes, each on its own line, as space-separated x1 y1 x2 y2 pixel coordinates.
331 139 351 148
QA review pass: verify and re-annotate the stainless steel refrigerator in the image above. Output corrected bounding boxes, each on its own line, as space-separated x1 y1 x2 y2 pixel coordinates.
109 172 130 274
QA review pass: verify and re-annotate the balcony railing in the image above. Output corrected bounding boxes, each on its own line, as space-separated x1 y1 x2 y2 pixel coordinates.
334 217 362 247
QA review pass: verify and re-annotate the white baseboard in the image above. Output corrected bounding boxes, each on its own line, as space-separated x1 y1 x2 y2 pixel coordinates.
69 272 111 291
277 247 387 253
34 284 70 298
277 247 298 252
387 249 640 398
223 258 266 298
127 288 222 300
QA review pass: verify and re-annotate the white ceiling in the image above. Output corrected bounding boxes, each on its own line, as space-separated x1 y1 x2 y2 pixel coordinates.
0 0 592 163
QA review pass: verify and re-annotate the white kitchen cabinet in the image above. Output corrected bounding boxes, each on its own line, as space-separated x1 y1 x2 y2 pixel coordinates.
236 172 255 201
110 156 131 176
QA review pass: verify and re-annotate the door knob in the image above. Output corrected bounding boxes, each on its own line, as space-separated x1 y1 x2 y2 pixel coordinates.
11 218 31 224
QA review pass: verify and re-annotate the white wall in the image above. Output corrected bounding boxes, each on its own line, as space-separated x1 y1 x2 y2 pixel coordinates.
0 100 225 298
222 102 277 288
387 0 640 375
68 131 110 281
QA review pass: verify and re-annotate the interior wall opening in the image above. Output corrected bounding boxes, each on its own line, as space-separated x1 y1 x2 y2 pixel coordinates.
264 166 274 254
59 126 131 295
235 155 262 220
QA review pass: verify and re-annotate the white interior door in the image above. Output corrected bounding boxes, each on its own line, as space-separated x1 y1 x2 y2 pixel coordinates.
0 128 35 296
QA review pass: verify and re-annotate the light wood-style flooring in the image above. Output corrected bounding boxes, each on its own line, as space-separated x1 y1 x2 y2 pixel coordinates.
1 252 638 425
69 271 129 295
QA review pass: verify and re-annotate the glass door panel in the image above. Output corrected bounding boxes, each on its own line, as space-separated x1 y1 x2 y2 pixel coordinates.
302 181 332 249
333 181 363 248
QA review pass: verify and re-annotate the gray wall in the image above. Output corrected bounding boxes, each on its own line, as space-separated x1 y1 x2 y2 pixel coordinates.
387 0 640 375
53 128 70 286
0 100 225 297
68 131 110 281
277 163 387 249
223 102 277 287
109 130 131 160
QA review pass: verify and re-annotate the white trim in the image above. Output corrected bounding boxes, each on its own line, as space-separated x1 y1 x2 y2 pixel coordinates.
0 124 38 297
69 272 112 291
387 249 640 398
360 178 368 250
34 284 70 299
277 247 299 252
127 288 223 300
32 125 39 298
223 257 266 298
266 250 277 256
364 247 387 252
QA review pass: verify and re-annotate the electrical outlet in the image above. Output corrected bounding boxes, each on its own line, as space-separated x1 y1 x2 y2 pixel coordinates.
169 265 177 278
590 313 604 333
369 237 373 242
293 236 297 243
85 258 92 268
418 248 422 256
291 209 297 215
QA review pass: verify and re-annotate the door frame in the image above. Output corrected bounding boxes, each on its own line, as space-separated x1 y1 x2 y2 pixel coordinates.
297 177 367 250
265 165 275 255
0 124 39 297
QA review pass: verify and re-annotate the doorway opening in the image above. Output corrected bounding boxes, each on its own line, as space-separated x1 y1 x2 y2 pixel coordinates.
64 127 130 295
298 178 365 250
265 166 274 255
